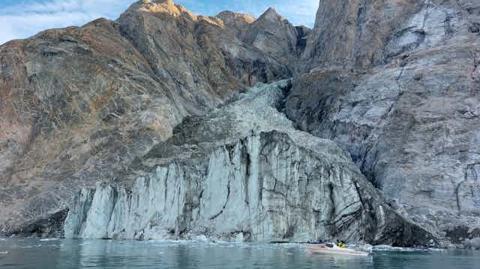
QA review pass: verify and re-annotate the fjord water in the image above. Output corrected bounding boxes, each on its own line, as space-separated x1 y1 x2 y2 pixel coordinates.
0 239 479 269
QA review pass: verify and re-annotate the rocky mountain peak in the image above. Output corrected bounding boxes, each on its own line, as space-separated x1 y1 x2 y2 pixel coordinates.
128 0 192 18
145 0 174 4
258 7 283 22
242 7 303 67
140 0 174 7
216 11 256 37
216 10 256 25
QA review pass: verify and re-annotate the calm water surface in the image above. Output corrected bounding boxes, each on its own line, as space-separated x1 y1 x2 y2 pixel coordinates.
0 238 478 269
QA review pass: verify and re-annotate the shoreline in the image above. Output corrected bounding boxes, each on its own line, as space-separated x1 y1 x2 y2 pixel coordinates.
1 236 472 252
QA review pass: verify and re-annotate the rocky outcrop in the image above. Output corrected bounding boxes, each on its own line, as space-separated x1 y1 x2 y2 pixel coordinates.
242 8 302 66
287 0 480 243
216 8 310 70
216 11 256 37
465 238 480 250
64 81 435 246
302 0 421 70
0 0 294 235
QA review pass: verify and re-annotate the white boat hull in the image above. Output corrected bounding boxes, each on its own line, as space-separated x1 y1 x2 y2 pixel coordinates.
307 244 370 257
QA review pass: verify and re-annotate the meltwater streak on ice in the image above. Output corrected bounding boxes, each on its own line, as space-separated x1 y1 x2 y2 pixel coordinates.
1 239 480 269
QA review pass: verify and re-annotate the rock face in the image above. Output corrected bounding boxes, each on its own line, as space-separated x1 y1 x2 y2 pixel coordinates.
1 0 479 247
216 8 310 69
242 8 303 66
303 0 480 69
0 0 293 235
64 81 434 246
302 0 421 70
216 11 256 37
287 0 480 242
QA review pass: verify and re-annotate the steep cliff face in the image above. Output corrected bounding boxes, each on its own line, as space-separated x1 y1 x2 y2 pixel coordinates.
287 0 480 242
303 0 480 70
64 81 434 246
0 0 294 235
242 8 302 66
302 0 422 70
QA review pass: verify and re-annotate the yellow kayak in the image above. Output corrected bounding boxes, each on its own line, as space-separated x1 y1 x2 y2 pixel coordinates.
307 244 370 257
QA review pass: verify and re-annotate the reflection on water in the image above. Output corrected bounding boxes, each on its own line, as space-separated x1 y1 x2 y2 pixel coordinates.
0 239 479 269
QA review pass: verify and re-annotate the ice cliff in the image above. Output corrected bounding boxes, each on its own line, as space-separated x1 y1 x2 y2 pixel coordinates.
64 81 435 246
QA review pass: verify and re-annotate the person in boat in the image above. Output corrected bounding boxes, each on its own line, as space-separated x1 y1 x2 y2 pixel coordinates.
307 241 370 256
336 240 347 248
308 239 347 248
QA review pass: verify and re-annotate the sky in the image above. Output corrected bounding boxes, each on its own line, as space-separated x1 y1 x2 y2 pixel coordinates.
0 0 319 45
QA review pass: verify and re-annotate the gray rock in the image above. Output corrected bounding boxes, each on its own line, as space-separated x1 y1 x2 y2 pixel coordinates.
242 8 302 66
216 11 256 37
464 238 480 249
217 7 310 69
302 0 480 70
286 0 480 242
302 0 418 70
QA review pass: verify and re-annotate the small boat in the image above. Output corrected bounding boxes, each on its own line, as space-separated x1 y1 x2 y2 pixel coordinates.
307 243 370 257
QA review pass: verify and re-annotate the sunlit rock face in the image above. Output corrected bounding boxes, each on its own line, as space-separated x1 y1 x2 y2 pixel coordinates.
287 0 480 243
64 81 435 247
216 11 256 37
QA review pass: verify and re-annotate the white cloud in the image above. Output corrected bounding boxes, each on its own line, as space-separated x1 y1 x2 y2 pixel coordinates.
0 0 134 45
275 0 318 26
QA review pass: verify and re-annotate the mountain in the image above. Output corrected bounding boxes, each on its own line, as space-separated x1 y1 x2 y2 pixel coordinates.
216 11 256 36
0 0 479 248
242 8 303 66
0 0 291 235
